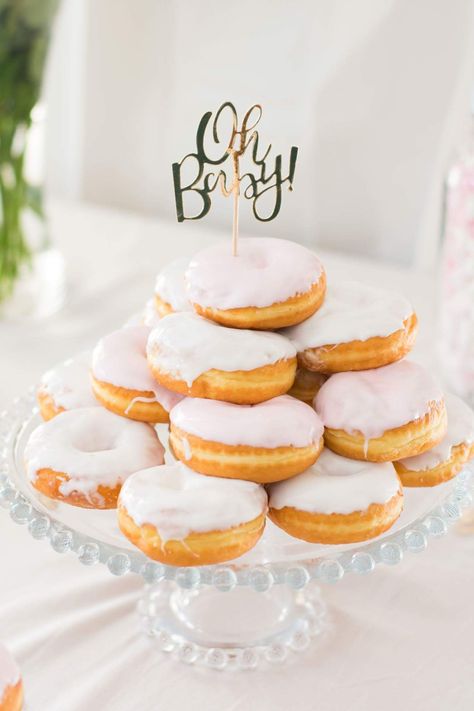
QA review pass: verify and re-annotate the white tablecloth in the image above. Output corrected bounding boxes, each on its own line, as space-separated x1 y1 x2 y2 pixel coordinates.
1 200 473 711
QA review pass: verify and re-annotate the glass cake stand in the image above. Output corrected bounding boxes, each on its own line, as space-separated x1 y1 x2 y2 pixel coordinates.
1 389 473 670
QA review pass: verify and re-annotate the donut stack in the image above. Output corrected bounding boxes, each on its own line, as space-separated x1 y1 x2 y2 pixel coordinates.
26 237 474 567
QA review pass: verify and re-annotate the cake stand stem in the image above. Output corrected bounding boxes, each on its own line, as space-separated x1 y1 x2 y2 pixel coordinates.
138 580 328 669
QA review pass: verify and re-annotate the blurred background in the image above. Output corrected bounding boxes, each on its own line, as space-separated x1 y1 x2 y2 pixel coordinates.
41 0 474 267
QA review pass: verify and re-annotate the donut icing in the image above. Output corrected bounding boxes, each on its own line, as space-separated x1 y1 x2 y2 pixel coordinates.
92 325 182 411
314 360 443 438
171 395 323 448
281 280 413 349
39 352 98 410
399 393 474 470
142 299 161 328
186 238 323 309
155 257 192 312
268 448 400 514
119 462 268 541
147 312 296 386
25 407 164 497
0 644 20 698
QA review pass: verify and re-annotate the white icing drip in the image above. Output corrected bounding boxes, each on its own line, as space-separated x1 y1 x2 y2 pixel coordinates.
39 352 98 410
147 312 296 386
314 360 443 439
186 238 323 309
92 325 182 411
170 395 323 448
124 395 159 416
281 280 414 350
119 462 268 542
0 644 20 698
268 448 400 514
399 393 474 470
181 436 192 460
25 407 164 497
155 257 192 312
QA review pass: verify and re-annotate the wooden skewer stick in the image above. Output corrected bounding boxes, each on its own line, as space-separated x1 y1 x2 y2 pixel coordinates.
225 105 262 257
231 151 240 257
232 186 239 257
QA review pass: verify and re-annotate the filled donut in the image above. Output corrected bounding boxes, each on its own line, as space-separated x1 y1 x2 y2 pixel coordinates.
186 238 326 329
0 643 23 711
395 393 474 486
37 352 99 421
118 462 268 565
91 325 182 422
268 448 403 544
314 360 447 462
288 368 327 405
169 395 324 483
282 281 417 373
147 312 297 404
25 407 164 509
154 256 192 317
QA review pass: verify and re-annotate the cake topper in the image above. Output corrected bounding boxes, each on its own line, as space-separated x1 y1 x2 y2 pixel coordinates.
172 101 298 255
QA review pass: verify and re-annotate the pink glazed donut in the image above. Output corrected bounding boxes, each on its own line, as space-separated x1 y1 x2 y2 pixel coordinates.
154 257 193 317
169 394 324 483
314 360 447 462
395 393 474 486
186 238 326 329
37 351 99 421
91 325 182 422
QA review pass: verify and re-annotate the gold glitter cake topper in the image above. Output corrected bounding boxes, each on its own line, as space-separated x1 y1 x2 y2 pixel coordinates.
172 101 298 255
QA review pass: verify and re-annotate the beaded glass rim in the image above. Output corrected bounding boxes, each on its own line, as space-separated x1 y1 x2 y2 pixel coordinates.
1 389 473 593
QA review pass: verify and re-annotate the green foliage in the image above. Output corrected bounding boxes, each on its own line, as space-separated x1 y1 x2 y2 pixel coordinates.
0 0 59 302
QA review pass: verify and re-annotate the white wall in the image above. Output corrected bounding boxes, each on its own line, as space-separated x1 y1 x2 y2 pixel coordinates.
44 0 474 267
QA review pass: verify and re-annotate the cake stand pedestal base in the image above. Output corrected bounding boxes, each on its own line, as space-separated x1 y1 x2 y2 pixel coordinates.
138 581 328 669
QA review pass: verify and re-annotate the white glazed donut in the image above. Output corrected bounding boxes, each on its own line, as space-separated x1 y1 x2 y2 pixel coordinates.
314 360 447 462
268 448 403 543
281 280 417 372
37 351 99 420
169 395 324 482
118 462 268 565
186 238 326 329
25 407 165 509
154 256 192 316
0 643 22 711
91 325 182 422
147 312 297 404
142 298 162 328
395 393 474 486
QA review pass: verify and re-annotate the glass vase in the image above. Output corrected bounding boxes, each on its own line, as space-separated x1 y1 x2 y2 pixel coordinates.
439 134 474 407
0 0 63 319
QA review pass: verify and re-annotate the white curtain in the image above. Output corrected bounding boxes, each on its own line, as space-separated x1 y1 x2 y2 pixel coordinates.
45 0 474 267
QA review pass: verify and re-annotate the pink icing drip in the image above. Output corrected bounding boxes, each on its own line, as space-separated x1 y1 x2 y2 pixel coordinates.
314 360 443 438
92 325 182 411
186 238 323 309
170 394 324 448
